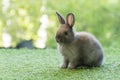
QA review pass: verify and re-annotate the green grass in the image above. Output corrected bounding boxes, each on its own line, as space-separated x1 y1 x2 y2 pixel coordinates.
0 47 120 80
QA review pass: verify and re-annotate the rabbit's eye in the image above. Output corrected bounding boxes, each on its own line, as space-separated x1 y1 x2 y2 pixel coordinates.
64 31 68 35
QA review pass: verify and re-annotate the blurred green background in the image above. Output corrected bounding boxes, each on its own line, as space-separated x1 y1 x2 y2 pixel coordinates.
0 0 120 48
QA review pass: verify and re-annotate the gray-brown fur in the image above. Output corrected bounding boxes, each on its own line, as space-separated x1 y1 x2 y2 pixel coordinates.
55 12 104 69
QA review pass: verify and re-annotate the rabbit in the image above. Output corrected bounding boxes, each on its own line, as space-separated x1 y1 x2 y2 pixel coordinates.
55 12 104 69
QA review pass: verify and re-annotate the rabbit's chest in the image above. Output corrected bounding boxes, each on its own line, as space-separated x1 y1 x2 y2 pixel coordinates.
58 45 79 60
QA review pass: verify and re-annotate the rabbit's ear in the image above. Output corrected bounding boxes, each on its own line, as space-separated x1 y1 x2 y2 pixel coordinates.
66 13 75 27
56 12 65 24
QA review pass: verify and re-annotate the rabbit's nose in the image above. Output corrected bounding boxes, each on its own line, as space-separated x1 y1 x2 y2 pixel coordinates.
56 35 60 39
56 35 61 42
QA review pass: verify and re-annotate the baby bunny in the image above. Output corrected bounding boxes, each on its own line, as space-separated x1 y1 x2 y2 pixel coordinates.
55 12 104 69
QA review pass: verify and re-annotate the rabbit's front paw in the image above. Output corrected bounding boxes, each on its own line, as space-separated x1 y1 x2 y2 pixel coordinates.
68 62 77 69
60 63 68 69
68 65 76 69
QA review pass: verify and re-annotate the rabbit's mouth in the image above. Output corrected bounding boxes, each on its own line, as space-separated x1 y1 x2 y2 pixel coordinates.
56 38 65 43
56 37 71 44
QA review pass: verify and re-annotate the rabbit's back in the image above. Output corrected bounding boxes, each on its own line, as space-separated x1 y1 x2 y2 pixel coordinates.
76 32 104 66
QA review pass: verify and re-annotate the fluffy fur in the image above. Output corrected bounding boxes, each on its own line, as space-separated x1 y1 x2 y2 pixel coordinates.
55 12 104 69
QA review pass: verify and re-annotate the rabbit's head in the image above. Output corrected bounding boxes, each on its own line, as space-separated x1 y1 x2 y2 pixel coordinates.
55 12 75 44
